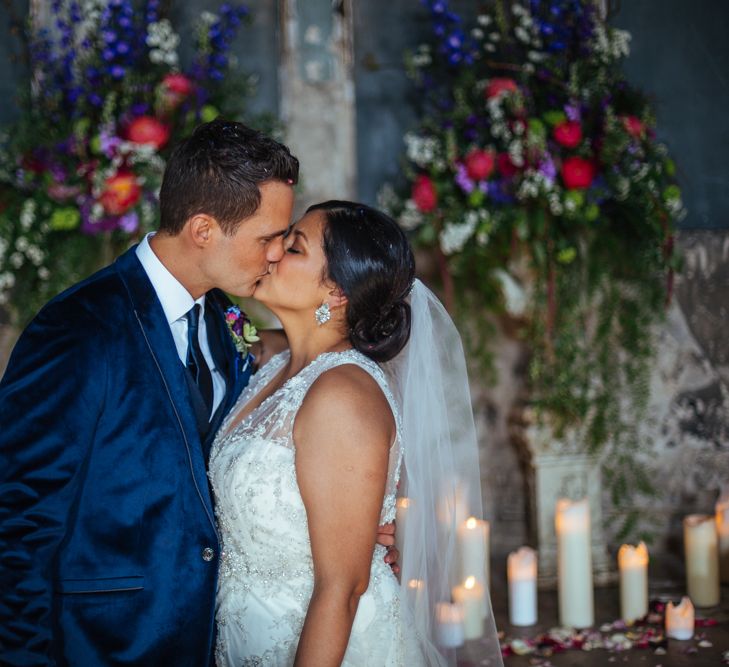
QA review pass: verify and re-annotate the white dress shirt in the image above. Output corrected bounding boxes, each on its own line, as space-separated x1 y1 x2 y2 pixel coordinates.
136 233 226 417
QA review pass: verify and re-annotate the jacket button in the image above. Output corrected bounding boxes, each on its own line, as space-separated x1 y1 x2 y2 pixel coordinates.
202 547 215 562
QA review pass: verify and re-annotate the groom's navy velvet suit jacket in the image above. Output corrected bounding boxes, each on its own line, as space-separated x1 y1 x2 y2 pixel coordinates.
0 247 252 665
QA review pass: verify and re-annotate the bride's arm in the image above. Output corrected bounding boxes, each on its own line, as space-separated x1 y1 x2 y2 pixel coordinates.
292 365 394 667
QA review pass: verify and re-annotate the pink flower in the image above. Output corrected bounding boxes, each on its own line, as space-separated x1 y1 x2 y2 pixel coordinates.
412 174 438 212
553 121 582 149
161 73 194 109
485 78 518 100
496 152 520 179
620 115 646 138
561 156 596 190
127 116 170 149
464 149 495 181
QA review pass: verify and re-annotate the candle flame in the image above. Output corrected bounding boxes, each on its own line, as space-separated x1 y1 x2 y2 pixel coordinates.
466 517 478 529
618 541 649 567
397 497 411 509
408 579 424 590
464 576 476 590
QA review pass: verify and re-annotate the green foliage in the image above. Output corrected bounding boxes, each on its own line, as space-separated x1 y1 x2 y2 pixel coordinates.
382 1 683 538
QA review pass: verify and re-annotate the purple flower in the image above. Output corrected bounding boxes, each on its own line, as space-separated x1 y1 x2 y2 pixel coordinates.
455 163 475 194
538 154 557 185
100 130 122 159
80 199 119 235
118 211 139 233
564 103 581 122
110 65 125 79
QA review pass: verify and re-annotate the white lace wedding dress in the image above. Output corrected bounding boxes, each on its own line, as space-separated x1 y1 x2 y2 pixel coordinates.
208 349 423 666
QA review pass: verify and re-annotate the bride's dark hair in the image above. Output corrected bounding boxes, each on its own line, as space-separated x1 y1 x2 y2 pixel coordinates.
306 200 415 363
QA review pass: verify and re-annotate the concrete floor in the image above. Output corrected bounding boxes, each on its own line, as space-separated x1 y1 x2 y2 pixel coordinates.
458 557 729 666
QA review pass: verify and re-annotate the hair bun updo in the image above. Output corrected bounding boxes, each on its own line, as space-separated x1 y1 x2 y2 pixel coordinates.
350 298 412 363
306 201 416 363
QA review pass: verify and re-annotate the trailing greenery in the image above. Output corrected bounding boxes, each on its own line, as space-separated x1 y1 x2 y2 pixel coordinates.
381 0 683 535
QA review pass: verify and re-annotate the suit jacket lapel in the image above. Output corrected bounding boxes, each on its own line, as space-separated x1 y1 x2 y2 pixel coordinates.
203 292 254 454
114 247 217 527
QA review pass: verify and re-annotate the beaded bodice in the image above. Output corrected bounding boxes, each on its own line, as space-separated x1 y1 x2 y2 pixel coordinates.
207 349 406 666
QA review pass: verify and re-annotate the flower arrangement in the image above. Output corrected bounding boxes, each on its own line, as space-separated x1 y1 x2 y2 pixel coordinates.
0 1 266 325
381 0 683 531
225 304 259 357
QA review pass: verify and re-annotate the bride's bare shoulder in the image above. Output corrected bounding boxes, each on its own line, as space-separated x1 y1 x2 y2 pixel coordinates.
294 362 395 446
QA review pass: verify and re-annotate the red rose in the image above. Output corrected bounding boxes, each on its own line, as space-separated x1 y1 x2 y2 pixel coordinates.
464 149 495 181
163 73 193 96
127 116 170 149
496 152 520 178
162 73 194 108
485 78 518 100
553 120 582 148
561 156 596 189
620 115 645 138
412 174 437 212
100 172 142 215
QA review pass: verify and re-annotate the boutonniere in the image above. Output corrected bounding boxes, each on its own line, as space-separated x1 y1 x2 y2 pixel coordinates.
224 305 259 357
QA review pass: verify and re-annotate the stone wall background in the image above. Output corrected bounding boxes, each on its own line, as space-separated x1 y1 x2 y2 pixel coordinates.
1 1 727 563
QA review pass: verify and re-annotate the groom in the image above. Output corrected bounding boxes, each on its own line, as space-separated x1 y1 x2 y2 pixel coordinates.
0 120 300 665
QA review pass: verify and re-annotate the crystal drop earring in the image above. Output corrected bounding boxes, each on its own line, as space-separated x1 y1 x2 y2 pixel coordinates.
315 302 331 326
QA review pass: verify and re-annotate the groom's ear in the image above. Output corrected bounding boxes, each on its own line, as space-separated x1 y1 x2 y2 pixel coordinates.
188 214 217 247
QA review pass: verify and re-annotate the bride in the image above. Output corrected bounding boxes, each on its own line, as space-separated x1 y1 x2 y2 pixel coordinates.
208 201 502 666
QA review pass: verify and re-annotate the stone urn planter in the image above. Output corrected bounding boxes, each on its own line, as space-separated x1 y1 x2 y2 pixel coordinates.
510 410 617 589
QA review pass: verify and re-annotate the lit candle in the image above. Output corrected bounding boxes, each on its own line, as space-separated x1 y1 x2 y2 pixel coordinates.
683 514 720 607
457 516 490 601
555 498 594 628
406 578 425 612
395 497 410 557
507 546 537 626
716 488 729 584
665 596 694 640
452 576 484 639
618 541 649 623
435 602 465 648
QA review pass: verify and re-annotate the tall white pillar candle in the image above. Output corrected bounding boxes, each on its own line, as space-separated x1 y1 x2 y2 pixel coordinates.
507 546 537 626
665 596 694 640
457 517 490 589
683 514 720 607
452 576 484 639
618 541 649 623
555 498 594 628
715 488 729 584
435 602 465 648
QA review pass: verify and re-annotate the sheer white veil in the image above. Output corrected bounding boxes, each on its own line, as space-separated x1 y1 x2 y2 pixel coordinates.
383 279 503 667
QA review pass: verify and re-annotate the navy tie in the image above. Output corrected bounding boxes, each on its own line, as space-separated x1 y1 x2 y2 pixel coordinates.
186 304 214 414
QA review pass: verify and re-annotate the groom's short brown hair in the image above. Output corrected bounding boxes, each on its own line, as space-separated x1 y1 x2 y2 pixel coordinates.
159 119 299 236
